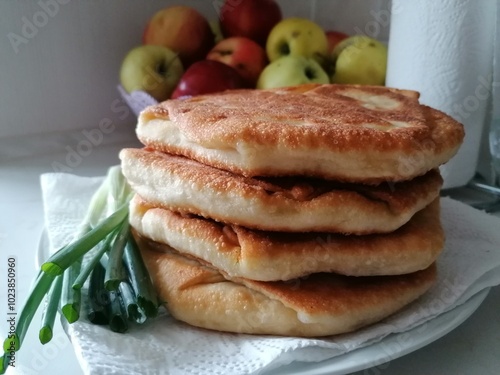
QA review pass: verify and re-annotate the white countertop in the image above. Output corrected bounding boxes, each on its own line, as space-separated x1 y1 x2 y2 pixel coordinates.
1 142 499 375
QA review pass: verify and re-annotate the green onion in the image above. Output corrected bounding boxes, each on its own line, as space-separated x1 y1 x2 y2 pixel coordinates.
3 272 54 352
41 202 129 276
1 353 9 374
104 219 129 291
119 281 146 324
39 275 63 344
107 166 131 211
87 178 109 227
3 165 161 364
108 291 128 333
61 261 82 323
87 261 109 325
124 235 159 318
72 228 117 290
108 166 124 200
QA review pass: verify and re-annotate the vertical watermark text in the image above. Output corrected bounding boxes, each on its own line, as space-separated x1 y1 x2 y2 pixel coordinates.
5 256 17 368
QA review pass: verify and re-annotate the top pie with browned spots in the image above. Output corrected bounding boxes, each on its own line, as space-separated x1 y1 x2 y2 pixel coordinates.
136 83 464 183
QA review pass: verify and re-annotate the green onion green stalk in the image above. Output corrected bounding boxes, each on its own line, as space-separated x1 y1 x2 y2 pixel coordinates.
108 291 128 333
87 260 109 325
73 228 117 290
39 275 63 344
124 236 159 318
61 261 82 323
104 219 130 291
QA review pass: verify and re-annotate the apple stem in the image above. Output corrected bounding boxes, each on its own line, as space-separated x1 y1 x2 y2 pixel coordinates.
279 43 290 55
305 67 316 80
156 62 166 76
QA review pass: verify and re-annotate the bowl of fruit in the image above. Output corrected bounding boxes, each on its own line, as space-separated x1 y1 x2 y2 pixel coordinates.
118 0 388 116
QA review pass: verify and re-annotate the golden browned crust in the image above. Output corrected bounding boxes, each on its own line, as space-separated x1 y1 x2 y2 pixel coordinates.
137 84 464 182
143 84 429 150
137 234 437 337
242 265 436 320
120 148 443 233
130 196 443 280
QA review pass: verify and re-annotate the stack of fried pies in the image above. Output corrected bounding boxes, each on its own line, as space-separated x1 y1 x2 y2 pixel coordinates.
120 84 464 337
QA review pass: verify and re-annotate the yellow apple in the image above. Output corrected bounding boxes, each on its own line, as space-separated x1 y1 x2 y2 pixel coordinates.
257 55 329 89
331 35 388 85
266 18 329 67
120 45 184 101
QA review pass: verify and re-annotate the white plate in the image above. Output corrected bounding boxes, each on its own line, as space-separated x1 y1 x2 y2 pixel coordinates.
37 230 490 375
268 288 489 374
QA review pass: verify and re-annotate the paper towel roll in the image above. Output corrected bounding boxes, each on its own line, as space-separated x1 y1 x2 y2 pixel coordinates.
489 1 500 184
386 0 496 188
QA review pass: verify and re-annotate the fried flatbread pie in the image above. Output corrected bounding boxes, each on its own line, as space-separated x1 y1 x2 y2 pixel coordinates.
120 148 443 234
136 233 437 337
130 196 443 280
136 84 464 183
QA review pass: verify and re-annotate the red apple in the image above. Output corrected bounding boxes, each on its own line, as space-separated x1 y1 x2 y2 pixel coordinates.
171 60 245 99
326 30 349 54
206 37 267 87
143 6 214 66
219 0 282 46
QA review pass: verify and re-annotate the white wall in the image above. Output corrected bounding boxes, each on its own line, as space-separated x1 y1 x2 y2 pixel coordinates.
0 0 389 159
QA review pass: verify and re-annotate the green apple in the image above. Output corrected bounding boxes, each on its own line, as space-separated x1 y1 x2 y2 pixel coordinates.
256 55 329 89
266 18 329 67
331 35 387 85
120 45 184 101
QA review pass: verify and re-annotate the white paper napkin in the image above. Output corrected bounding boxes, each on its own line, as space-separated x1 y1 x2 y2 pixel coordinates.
40 173 500 375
